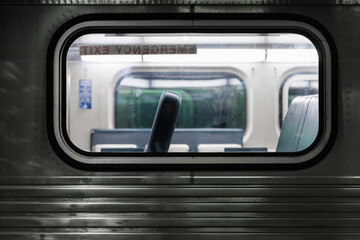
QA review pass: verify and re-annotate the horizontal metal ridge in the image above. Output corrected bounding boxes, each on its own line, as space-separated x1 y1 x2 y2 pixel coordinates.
2 202 360 212
1 233 360 240
0 176 190 185
2 227 360 233
2 184 360 188
2 197 360 203
3 216 360 227
2 176 360 185
3 212 360 218
1 186 360 197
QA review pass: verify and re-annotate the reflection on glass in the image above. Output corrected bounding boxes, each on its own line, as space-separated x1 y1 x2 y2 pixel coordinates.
65 33 319 153
115 73 246 129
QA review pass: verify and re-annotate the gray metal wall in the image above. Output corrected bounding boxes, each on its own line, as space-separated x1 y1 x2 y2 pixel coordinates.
0 1 360 239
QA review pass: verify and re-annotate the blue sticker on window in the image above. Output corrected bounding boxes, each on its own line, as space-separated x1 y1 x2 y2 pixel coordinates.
79 79 92 109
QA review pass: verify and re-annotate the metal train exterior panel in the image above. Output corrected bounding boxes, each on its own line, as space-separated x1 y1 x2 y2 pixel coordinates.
0 1 359 239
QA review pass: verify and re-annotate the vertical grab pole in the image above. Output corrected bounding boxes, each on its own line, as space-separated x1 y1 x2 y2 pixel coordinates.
146 91 182 152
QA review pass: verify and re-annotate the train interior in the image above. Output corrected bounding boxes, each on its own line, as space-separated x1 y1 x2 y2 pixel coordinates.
66 33 319 153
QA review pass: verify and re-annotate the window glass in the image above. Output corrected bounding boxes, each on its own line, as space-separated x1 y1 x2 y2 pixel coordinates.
65 33 319 153
288 80 318 106
115 72 246 129
279 74 319 126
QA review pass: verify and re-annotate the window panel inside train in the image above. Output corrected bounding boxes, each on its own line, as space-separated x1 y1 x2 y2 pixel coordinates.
65 33 319 153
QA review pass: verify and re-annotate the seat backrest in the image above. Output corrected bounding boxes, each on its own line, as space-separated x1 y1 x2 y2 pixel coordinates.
276 95 319 152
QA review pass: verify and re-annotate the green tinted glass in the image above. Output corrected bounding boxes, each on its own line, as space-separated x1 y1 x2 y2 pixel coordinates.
115 73 246 130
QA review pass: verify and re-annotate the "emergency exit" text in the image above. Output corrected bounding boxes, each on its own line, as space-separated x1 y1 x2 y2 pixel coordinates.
79 45 197 55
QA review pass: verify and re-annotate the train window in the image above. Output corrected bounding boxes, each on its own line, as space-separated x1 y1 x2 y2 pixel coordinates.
52 19 333 165
111 70 246 153
114 71 246 137
280 73 319 126
288 80 318 106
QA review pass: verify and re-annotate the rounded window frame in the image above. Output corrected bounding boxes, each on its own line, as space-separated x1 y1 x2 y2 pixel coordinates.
49 15 336 169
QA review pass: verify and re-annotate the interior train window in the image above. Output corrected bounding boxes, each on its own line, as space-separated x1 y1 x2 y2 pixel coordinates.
52 19 334 165
279 73 319 127
114 72 246 130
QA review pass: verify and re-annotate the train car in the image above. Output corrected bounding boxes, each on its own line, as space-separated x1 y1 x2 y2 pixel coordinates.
0 1 359 239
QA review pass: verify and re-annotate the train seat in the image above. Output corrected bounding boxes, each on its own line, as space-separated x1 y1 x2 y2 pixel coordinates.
91 129 243 153
276 95 319 152
92 144 138 152
197 144 242 152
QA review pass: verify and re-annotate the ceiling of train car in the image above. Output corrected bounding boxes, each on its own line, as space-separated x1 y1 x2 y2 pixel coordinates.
67 33 318 63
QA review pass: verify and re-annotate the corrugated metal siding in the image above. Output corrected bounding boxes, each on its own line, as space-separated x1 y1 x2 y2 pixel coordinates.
1 176 360 239
0 0 359 5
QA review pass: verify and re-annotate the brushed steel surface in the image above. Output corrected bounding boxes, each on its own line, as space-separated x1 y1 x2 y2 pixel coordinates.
0 2 359 239
1 178 360 237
